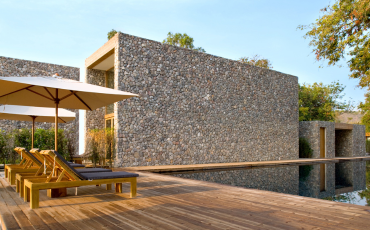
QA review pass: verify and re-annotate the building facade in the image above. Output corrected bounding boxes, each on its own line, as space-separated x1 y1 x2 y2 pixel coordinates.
299 121 366 198
85 32 299 167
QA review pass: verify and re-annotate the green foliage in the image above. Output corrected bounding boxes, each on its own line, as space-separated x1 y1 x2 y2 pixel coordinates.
298 0 370 88
85 128 116 167
299 138 313 158
299 81 349 121
299 165 313 181
238 55 273 69
163 32 205 52
105 128 116 168
0 131 8 164
12 128 32 150
107 29 121 40
0 128 74 163
359 90 370 132
299 137 313 181
322 192 358 203
366 139 370 153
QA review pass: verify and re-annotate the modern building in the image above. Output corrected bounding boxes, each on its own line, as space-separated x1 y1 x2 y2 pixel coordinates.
299 121 366 198
85 32 299 167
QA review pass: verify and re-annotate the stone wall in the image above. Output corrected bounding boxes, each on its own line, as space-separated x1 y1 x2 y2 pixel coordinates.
169 166 299 195
85 69 106 132
0 56 80 154
350 125 366 191
117 33 299 167
298 121 366 197
85 32 299 167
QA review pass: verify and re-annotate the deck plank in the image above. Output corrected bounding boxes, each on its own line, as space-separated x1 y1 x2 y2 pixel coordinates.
1 171 370 230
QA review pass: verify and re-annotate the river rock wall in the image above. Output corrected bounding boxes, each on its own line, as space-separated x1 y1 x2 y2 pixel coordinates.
86 32 299 167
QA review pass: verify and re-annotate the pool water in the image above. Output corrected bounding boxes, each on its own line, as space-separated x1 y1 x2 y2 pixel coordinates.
160 161 370 206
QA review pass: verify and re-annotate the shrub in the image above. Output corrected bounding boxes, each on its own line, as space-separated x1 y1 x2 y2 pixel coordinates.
366 139 370 154
299 138 313 158
0 131 8 164
85 128 116 167
299 137 313 181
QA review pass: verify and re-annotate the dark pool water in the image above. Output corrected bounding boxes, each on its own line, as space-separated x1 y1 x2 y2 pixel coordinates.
160 161 370 206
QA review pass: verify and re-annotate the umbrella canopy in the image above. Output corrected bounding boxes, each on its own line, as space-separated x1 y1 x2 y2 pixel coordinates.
0 76 138 110
0 105 75 123
0 76 139 151
0 105 76 148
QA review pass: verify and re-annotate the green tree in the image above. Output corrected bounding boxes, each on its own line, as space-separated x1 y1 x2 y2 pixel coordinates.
359 91 370 132
163 32 205 52
107 29 121 40
299 81 349 121
299 0 370 88
238 55 273 69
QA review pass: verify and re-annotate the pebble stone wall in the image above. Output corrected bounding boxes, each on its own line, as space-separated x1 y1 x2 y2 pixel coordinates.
298 121 366 198
0 56 80 155
86 32 299 167
169 166 299 195
85 69 106 132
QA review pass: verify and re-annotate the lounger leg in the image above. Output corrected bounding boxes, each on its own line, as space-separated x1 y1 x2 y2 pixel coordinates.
130 178 137 198
30 188 39 209
8 171 12 185
20 179 25 198
16 179 19 193
115 183 122 193
24 186 30 202
10 171 16 185
106 184 112 190
4 168 8 178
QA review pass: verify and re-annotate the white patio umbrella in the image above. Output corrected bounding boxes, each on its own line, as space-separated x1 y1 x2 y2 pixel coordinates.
0 76 138 151
0 105 76 148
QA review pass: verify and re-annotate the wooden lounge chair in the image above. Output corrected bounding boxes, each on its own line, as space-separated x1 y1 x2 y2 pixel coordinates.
4 147 39 179
7 147 85 185
6 148 42 185
15 149 112 197
23 150 138 209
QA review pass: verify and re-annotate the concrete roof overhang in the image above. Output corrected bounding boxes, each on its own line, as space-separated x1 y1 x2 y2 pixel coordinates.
85 34 118 71
335 123 353 130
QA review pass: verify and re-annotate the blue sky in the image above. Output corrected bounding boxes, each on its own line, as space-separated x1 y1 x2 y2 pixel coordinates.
0 0 366 153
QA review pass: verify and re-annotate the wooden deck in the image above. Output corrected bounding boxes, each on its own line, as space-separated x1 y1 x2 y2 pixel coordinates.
1 171 370 229
123 156 370 173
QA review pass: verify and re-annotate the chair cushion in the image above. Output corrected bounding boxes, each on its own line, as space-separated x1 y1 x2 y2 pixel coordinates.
69 163 85 167
76 168 112 173
80 171 139 180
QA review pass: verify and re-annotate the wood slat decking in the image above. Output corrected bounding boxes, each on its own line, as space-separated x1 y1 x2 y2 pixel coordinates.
122 156 370 173
1 171 370 229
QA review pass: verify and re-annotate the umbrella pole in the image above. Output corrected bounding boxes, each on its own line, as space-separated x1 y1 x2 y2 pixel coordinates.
31 116 35 149
55 89 59 151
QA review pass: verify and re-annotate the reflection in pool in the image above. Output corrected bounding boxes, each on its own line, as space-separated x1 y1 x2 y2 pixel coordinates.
323 162 370 206
160 161 369 206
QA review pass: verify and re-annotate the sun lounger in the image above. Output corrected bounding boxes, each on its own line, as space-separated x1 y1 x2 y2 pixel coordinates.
16 167 113 198
14 148 111 196
23 150 138 209
4 147 40 179
7 148 84 185
29 148 85 169
6 148 43 185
